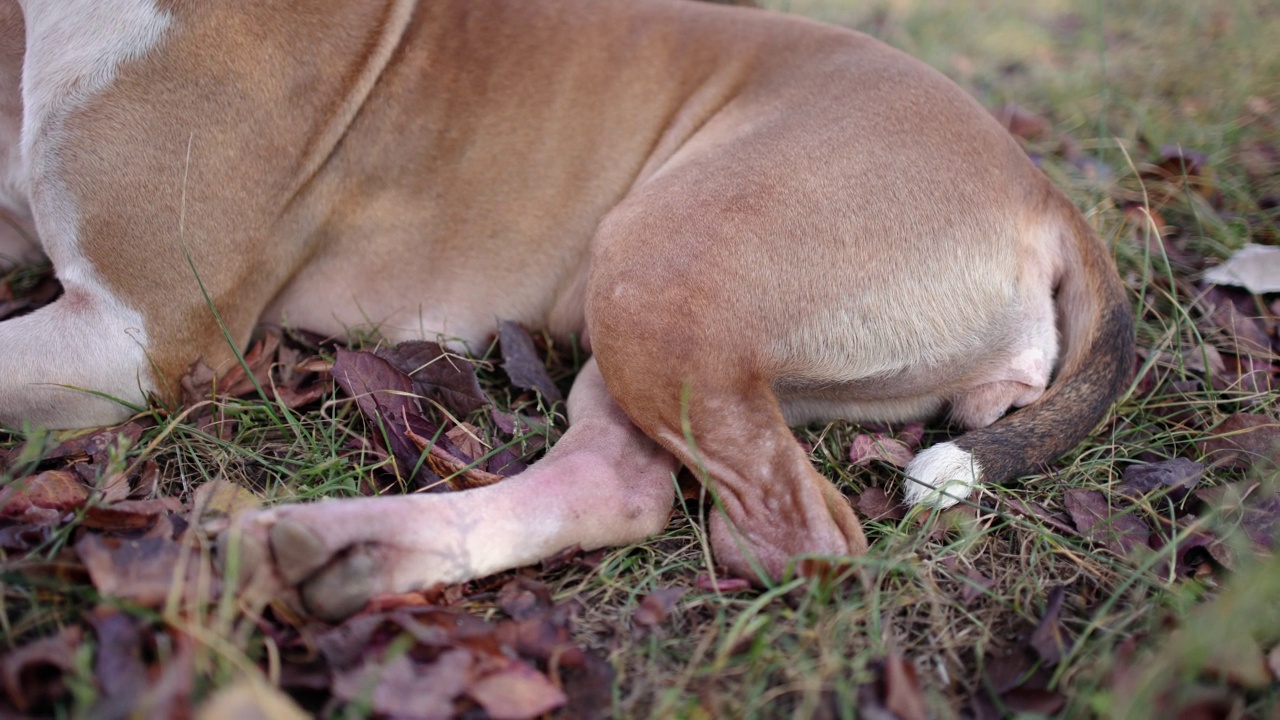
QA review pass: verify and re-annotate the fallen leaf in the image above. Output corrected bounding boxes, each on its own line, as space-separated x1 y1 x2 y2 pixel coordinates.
0 470 88 519
333 650 471 719
1197 413 1280 470
880 654 927 720
75 524 209 607
180 331 280 404
632 587 689 630
86 608 149 717
1140 145 1215 201
1149 521 1217 578
93 471 131 504
192 478 261 520
1004 497 1078 535
468 658 568 720
43 423 144 465
497 578 553 621
196 679 310 720
1195 481 1280 552
960 569 996 607
1028 587 1068 665
994 103 1049 140
692 574 752 592
420 442 506 490
982 650 1036 695
332 348 441 484
849 433 915 468
1203 244 1280 294
443 422 482 455
1063 490 1152 561
1119 458 1204 500
1199 287 1272 357
141 631 197 719
0 523 52 551
896 423 926 451
379 341 490 417
0 626 81 712
498 321 562 403
856 487 906 521
83 497 181 532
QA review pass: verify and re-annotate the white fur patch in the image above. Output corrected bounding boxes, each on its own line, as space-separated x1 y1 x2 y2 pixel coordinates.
902 442 981 508
20 0 172 163
0 0 168 428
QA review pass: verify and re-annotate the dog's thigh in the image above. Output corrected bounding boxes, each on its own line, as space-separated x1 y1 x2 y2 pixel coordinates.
222 358 679 621
586 191 870 584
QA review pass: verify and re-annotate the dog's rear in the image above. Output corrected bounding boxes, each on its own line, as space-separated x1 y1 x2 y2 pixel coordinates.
0 0 1132 614
904 193 1134 507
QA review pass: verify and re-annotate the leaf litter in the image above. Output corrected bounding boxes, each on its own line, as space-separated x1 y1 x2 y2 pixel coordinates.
0 327 608 718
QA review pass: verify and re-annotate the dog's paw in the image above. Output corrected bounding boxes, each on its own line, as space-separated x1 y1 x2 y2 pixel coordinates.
217 507 400 622
902 442 980 508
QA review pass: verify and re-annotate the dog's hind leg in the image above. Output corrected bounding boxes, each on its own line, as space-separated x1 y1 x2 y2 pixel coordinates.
587 328 869 585
585 232 869 584
223 358 678 621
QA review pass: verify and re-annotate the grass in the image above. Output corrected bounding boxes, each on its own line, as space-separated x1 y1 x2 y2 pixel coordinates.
3 0 1279 717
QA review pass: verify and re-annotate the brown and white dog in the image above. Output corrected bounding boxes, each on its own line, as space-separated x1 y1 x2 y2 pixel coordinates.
0 0 1131 619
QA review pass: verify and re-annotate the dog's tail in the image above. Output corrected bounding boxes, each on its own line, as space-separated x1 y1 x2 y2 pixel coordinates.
902 202 1134 507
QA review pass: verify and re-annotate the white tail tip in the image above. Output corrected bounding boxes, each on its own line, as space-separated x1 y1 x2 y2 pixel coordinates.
903 442 981 508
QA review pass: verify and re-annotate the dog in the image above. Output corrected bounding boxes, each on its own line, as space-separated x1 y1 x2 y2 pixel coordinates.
0 0 1131 620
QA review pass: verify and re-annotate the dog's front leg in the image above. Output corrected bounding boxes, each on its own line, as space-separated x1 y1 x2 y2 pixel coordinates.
0 283 155 427
223 358 679 621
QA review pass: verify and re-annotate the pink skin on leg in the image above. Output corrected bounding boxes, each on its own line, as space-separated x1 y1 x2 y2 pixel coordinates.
223 358 678 620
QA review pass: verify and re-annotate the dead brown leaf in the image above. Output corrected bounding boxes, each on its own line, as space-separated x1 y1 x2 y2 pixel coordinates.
332 347 442 486
883 654 927 720
85 608 149 718
1195 481 1280 553
1198 413 1280 470
1004 497 1078 535
181 330 280 404
1120 458 1204 500
467 658 568 720
192 478 260 520
859 654 927 720
994 103 1049 140
496 577 552 621
82 497 182 532
139 631 198 719
1064 490 1153 561
195 679 309 720
1199 287 1273 357
692 574 752 592
856 487 907 522
631 586 689 631
498 321 562 403
379 341 490 417
0 470 88 520
1002 687 1066 716
333 651 471 720
849 433 915 468
0 626 81 712
1028 587 1068 665
75 519 211 607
